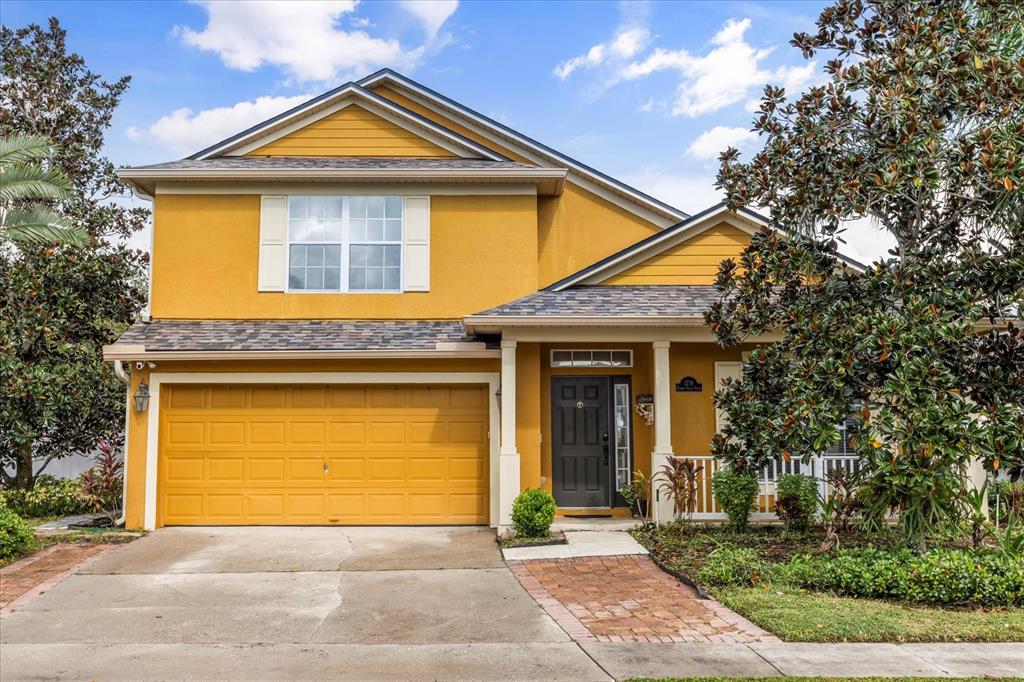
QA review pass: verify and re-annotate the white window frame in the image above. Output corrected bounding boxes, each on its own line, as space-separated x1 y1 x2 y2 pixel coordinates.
286 195 403 294
549 349 634 368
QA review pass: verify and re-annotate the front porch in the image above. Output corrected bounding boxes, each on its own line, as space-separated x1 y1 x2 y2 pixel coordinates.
492 332 809 528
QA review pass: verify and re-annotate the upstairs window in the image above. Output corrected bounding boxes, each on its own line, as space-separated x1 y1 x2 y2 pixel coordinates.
287 196 403 292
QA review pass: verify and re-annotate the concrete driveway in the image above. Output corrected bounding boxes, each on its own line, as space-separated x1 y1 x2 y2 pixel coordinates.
0 527 607 681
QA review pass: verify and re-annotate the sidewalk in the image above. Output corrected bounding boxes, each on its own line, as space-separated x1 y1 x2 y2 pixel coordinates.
583 640 1024 679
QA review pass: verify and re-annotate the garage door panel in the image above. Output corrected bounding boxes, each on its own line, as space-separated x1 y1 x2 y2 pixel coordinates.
289 421 327 444
159 384 489 525
208 458 245 482
248 494 285 518
329 421 365 443
166 421 205 446
209 386 245 409
287 494 325 519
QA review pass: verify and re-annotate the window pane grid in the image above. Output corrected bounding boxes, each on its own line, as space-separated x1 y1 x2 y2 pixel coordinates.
287 196 402 292
550 350 633 368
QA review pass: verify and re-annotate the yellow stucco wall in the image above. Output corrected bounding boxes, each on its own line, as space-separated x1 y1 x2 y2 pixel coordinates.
668 343 748 456
122 357 501 529
246 105 456 157
604 222 750 285
150 193 538 319
369 84 663 287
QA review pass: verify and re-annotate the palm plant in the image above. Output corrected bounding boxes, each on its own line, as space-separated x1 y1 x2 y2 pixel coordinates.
0 134 87 246
658 457 704 522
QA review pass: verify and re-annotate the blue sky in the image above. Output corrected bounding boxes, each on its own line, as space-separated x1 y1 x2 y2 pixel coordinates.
1 0 893 260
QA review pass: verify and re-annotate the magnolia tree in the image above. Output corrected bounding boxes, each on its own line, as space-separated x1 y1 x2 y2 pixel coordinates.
0 19 148 488
706 0 1024 548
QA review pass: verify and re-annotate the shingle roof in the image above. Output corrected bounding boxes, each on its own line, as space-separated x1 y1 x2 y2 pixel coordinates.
122 157 536 172
112 319 488 352
470 285 721 318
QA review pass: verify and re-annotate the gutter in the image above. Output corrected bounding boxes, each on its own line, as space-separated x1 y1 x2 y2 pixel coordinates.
462 314 708 335
116 167 568 197
102 345 501 362
111 360 131 527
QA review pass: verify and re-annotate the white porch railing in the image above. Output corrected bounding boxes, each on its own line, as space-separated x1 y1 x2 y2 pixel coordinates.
662 454 862 522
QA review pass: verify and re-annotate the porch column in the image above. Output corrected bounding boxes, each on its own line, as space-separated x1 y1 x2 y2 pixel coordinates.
651 340 675 523
499 340 521 530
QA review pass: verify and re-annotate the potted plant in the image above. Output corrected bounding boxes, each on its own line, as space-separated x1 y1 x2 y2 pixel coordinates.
619 470 651 525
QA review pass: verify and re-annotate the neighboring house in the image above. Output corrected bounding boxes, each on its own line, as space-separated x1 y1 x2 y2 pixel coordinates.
107 69 859 531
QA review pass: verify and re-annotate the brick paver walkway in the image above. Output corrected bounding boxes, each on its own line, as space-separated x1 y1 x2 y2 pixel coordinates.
1 543 116 614
508 555 777 643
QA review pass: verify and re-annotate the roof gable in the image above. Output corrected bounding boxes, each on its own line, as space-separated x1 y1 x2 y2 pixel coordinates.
244 103 458 158
546 203 867 291
358 70 687 227
603 222 751 286
188 83 504 161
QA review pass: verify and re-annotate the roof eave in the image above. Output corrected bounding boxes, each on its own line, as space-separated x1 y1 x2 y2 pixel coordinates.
102 345 501 361
114 167 569 195
462 314 708 335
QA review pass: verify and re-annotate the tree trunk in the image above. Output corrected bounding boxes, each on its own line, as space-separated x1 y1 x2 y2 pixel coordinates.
12 442 35 489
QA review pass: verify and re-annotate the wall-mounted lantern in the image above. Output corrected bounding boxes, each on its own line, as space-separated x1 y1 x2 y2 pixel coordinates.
133 380 151 413
494 387 502 413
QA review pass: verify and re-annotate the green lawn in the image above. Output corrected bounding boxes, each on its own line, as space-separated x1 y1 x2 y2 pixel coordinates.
716 586 1024 643
633 522 1024 643
626 678 1000 682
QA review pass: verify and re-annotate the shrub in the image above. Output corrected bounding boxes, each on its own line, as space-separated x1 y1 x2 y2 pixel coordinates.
79 443 124 513
774 474 819 531
780 548 1024 607
0 506 33 560
0 477 89 518
511 488 556 538
712 467 760 530
698 547 769 587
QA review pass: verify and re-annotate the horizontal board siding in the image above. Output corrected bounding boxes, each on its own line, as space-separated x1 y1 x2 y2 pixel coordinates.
247 105 457 158
605 223 751 285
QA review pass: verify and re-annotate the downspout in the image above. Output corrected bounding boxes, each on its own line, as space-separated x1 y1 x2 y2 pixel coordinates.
113 360 131 526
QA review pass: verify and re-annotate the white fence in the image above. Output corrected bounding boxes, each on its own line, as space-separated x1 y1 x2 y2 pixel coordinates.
665 454 861 522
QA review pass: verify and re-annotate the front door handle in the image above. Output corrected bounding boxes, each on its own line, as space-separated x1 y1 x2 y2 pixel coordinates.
602 432 609 466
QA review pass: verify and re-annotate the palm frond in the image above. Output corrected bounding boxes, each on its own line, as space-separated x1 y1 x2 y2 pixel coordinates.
1 206 88 247
0 164 73 203
0 135 53 167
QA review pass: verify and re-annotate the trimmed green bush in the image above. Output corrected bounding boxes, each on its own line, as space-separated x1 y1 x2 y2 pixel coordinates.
0 476 89 518
781 548 1024 607
698 547 769 587
774 474 819 531
0 506 33 560
511 488 556 538
711 467 760 530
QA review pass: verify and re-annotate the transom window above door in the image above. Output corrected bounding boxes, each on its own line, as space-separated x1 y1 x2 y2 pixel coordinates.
550 349 633 368
287 195 403 292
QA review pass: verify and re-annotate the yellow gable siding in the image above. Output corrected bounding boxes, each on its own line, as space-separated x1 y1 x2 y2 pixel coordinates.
604 222 750 285
368 84 663 287
246 105 457 157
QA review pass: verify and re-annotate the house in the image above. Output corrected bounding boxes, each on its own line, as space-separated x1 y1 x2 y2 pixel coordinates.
107 69 853 531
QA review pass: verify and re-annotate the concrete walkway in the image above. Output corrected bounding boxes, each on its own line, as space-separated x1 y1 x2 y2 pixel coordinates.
502 530 648 560
2 526 1020 680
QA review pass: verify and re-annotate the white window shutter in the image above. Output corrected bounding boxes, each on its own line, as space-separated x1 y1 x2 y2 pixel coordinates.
714 361 744 433
258 195 287 292
403 196 430 292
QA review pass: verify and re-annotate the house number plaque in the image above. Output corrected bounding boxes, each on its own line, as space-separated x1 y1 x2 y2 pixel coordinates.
675 376 703 392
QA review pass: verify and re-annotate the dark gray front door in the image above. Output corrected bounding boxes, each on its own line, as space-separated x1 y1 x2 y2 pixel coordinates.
552 376 610 507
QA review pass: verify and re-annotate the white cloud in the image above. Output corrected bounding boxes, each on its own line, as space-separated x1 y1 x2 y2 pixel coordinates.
685 126 758 161
175 0 457 84
398 0 458 39
126 94 312 155
615 18 817 117
554 2 650 80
